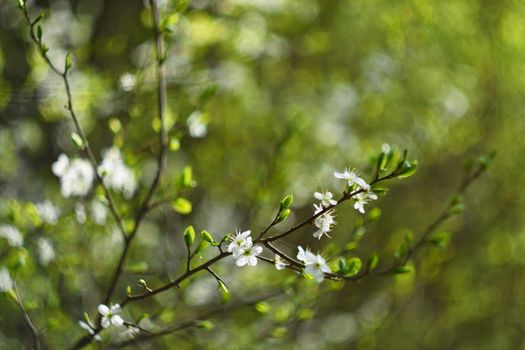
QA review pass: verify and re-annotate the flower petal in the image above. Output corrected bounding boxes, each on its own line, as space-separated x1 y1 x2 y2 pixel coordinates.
98 304 110 316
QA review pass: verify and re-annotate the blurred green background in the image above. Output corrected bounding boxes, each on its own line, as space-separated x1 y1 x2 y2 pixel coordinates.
0 0 524 349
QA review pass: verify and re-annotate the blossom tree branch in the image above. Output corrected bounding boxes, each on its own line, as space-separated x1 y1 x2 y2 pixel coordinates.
18 1 127 239
13 281 42 350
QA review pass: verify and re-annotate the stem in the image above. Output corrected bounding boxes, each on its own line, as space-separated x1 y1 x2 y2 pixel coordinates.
13 281 42 350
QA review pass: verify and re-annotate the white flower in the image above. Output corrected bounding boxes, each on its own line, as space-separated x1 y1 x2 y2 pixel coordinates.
98 304 124 328
52 154 69 177
314 191 337 208
37 238 55 265
79 320 102 341
75 202 87 224
227 230 252 257
297 246 316 265
53 154 94 197
187 111 208 138
0 267 13 292
98 147 136 199
274 254 287 270
91 199 108 225
119 73 137 92
120 325 140 340
334 168 369 190
235 242 263 267
304 254 332 283
36 200 61 225
0 225 23 247
312 204 336 240
353 191 378 214
297 246 332 283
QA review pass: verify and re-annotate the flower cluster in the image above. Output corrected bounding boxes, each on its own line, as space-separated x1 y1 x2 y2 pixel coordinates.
313 203 336 239
227 230 263 267
334 167 377 213
98 303 124 328
0 225 23 247
36 200 61 225
98 147 136 199
297 246 332 283
52 154 94 197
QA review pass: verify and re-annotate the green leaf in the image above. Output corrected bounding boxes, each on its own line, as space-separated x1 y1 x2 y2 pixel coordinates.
37 25 43 41
255 301 271 314
193 241 209 256
18 0 25 10
196 320 215 330
276 208 291 223
70 132 84 149
65 52 72 71
126 262 148 273
200 230 216 245
429 231 451 248
217 280 230 303
367 253 379 271
184 226 195 248
396 160 418 179
449 203 465 215
346 257 362 276
169 138 180 151
172 197 192 214
279 194 293 212
367 207 381 222
181 166 192 188
338 258 347 274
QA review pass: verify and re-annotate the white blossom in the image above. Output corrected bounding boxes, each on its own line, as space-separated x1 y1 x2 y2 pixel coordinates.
314 191 337 208
37 238 55 265
98 147 136 199
313 204 336 240
187 111 208 138
79 320 102 341
119 73 137 92
297 246 332 283
53 154 95 197
235 242 263 267
353 191 378 214
0 267 13 292
91 199 108 225
120 325 140 340
227 230 252 257
0 225 23 247
75 202 87 224
274 254 287 270
334 168 369 190
36 200 61 225
98 304 124 328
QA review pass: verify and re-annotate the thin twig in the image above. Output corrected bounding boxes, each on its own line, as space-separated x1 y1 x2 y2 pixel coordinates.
13 281 42 350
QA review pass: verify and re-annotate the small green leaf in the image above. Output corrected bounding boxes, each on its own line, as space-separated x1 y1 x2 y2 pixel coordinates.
279 194 293 212
169 138 180 151
346 257 362 276
126 285 132 295
276 208 291 223
196 320 215 330
184 226 195 248
193 241 209 256
37 25 43 41
65 52 72 71
367 253 379 271
18 0 25 10
255 301 271 314
200 230 216 245
70 132 84 149
396 160 418 179
126 262 148 273
217 280 230 303
449 203 465 215
338 258 347 274
181 166 193 188
429 231 451 248
172 197 192 214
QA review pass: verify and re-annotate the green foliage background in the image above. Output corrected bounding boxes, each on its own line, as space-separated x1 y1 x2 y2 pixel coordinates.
0 0 523 349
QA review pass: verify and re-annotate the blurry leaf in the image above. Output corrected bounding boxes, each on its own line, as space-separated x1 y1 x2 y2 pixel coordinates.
169 138 180 151
126 262 148 273
345 257 362 276
70 132 84 149
255 301 271 314
172 197 192 214
429 231 451 248
367 253 379 271
393 266 413 274
368 207 381 222
196 320 214 330
217 280 230 303
184 225 195 247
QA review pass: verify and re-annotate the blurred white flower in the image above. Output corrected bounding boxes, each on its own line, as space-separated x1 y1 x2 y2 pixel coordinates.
0 225 23 247
274 254 287 270
120 325 140 340
119 73 137 92
98 147 136 199
187 111 208 138
353 191 378 214
91 199 108 225
334 168 369 190
227 230 252 257
75 202 87 224
79 320 102 341
314 191 337 208
53 154 95 197
0 267 13 292
297 246 316 265
98 304 124 328
235 242 263 267
36 200 61 225
37 238 55 265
